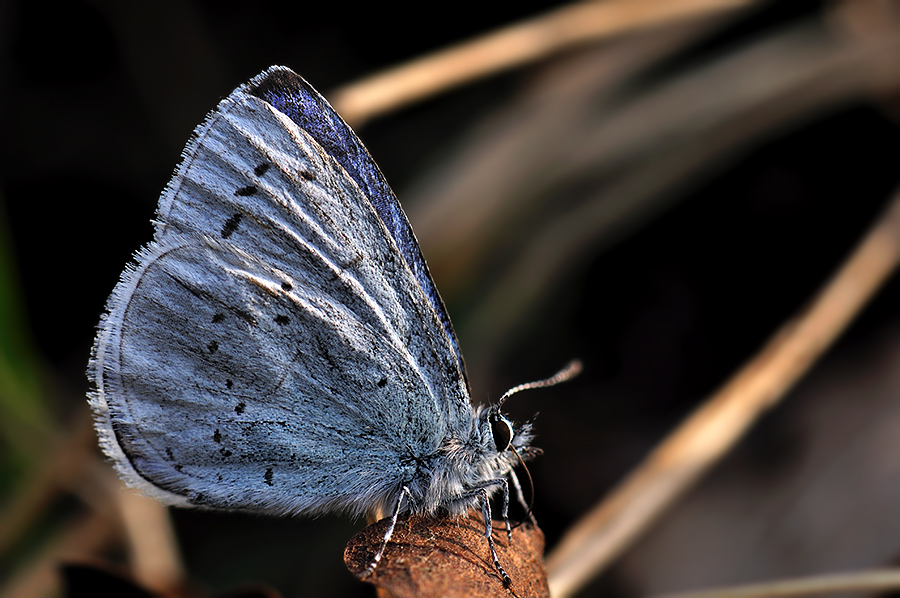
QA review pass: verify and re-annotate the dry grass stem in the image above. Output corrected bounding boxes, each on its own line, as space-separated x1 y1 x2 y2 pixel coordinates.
0 416 96 560
656 569 900 598
408 16 728 289
0 507 120 598
0 416 184 597
329 0 757 126
115 491 185 593
545 186 900 597
458 13 900 376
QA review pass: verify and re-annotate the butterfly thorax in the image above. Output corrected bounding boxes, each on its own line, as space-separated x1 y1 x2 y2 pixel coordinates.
396 406 534 517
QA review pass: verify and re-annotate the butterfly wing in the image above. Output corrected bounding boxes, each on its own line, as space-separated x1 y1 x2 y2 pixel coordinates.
89 68 470 517
246 69 468 388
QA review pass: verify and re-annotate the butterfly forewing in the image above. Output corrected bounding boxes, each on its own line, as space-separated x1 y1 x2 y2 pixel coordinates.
246 68 468 387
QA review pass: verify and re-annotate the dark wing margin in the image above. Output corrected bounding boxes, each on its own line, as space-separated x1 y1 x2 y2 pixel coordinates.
243 66 468 390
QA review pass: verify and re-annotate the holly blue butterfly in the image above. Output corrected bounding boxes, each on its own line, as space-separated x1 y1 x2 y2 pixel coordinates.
88 65 576 586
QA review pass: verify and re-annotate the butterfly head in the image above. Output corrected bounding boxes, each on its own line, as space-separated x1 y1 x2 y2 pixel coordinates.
475 405 535 462
488 409 513 452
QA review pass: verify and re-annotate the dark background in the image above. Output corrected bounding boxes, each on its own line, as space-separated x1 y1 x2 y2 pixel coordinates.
3 1 900 596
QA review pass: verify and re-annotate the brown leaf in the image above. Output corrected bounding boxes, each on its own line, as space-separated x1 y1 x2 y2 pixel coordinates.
344 512 548 598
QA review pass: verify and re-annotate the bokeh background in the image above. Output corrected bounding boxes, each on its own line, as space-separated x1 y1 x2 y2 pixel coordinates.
3 0 900 596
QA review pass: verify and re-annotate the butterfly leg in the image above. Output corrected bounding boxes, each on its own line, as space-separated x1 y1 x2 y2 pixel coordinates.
452 478 513 584
364 485 412 579
480 488 512 587
497 477 512 543
491 477 512 542
459 477 511 542
508 468 537 525
476 477 513 541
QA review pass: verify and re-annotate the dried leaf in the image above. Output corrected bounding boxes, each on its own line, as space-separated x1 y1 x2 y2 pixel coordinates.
344 512 548 598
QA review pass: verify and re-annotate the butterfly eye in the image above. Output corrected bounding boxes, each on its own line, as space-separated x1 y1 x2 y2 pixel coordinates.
489 411 513 452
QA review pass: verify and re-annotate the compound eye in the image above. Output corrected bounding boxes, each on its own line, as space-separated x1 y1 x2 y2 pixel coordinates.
489 411 513 452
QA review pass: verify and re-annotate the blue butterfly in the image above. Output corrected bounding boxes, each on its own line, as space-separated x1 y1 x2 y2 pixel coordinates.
89 66 571 586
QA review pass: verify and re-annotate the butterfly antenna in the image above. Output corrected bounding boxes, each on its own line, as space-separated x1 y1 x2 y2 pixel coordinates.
497 359 582 409
500 360 581 530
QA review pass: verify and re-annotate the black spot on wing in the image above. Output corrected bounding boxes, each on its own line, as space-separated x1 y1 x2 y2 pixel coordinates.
299 170 316 181
211 313 225 323
281 281 293 292
213 429 222 443
221 213 242 239
225 379 234 389
254 163 270 177
235 185 257 196
377 377 387 388
235 401 246 414
275 315 289 325
207 341 219 354
265 467 274 486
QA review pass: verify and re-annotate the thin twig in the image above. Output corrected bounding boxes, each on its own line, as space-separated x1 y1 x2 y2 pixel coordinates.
329 0 757 126
545 186 900 597
656 568 900 598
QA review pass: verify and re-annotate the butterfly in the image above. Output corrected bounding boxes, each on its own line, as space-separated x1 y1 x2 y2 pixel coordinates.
88 65 575 587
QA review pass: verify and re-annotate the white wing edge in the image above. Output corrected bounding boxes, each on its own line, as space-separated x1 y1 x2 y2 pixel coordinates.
88 241 195 508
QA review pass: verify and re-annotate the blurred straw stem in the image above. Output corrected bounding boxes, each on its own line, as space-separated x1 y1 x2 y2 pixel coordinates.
656 569 900 598
0 507 120 598
115 492 185 593
0 418 95 559
545 185 900 596
452 9 900 380
0 416 185 597
329 0 757 126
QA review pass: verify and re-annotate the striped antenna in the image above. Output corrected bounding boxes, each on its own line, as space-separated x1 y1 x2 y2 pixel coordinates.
498 360 582 408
